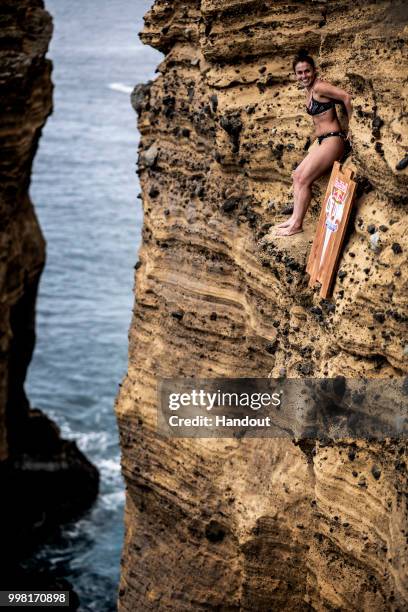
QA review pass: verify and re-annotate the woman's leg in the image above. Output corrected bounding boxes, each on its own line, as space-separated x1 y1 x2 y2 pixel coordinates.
276 136 345 236
275 150 317 229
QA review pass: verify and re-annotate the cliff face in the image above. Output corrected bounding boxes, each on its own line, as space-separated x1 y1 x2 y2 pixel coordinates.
0 0 98 572
0 0 52 460
117 1 407 610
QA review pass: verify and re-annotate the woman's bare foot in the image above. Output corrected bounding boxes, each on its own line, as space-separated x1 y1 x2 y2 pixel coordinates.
275 223 303 236
276 216 295 228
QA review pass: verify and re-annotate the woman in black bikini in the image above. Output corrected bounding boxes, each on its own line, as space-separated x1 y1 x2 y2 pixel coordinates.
276 49 353 236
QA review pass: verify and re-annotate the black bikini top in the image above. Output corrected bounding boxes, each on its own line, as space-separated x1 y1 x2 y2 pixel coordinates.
306 95 335 116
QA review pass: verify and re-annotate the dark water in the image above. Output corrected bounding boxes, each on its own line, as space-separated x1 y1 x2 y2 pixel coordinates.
26 1 161 609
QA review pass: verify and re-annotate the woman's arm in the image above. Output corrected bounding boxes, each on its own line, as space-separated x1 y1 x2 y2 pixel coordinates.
315 80 353 124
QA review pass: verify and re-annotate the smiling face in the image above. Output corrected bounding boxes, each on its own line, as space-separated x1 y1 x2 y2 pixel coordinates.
294 61 315 88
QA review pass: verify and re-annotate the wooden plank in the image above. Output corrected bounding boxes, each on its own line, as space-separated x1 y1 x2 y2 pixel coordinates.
307 162 340 285
319 179 356 297
306 162 340 282
307 161 357 298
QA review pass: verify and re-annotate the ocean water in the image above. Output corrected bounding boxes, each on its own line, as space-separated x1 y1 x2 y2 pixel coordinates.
26 1 161 609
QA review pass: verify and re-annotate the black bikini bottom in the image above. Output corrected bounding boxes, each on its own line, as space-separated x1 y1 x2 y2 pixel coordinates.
317 131 352 162
317 131 346 145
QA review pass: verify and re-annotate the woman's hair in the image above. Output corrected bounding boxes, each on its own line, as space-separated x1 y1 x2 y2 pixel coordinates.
292 49 315 72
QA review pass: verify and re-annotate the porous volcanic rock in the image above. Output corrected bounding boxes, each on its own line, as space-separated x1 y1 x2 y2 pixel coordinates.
117 1 407 610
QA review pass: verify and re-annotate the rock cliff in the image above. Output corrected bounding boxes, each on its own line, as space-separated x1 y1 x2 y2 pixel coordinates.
117 1 407 610
0 0 98 575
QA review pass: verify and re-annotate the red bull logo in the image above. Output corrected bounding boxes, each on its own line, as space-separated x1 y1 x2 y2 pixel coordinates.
325 178 348 232
319 177 349 268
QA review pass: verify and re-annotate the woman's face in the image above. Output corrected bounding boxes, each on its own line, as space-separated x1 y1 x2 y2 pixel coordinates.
294 61 315 88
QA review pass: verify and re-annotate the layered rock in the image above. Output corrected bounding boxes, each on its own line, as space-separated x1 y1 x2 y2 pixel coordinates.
117 1 407 609
0 0 98 572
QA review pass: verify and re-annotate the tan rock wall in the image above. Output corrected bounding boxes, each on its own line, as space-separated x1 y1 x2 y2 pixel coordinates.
117 1 407 609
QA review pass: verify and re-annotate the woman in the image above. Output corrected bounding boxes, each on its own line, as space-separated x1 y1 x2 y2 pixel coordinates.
276 50 353 236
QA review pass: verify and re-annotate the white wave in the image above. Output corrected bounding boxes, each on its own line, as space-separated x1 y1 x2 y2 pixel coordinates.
101 490 125 511
98 456 121 471
98 457 123 484
72 430 111 453
108 82 133 94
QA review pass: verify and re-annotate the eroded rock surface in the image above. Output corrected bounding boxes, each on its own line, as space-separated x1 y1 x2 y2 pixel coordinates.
117 1 407 609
